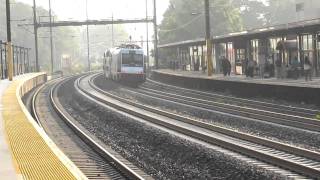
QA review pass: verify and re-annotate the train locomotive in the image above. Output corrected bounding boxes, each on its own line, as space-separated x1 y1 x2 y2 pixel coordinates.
103 44 146 83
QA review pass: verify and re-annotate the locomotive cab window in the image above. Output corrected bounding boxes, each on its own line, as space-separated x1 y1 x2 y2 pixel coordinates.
122 54 143 67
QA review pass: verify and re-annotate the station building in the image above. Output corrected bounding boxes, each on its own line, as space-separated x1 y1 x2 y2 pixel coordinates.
159 18 320 77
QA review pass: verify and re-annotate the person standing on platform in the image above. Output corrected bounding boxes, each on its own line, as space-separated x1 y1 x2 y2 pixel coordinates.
247 59 255 78
275 58 282 79
304 56 312 81
291 56 300 80
195 57 200 71
244 58 249 77
221 56 228 76
221 56 227 76
226 58 231 76
265 59 270 78
202 64 207 73
222 57 231 76
259 57 266 79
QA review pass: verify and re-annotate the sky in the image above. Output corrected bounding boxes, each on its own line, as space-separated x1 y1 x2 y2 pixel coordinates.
16 0 170 42
16 0 170 21
14 0 269 51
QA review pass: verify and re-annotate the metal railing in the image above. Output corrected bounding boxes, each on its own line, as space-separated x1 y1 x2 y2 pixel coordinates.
0 40 32 79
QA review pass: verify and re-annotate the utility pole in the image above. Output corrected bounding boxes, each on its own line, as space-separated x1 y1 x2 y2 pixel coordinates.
33 0 39 72
146 0 150 71
49 0 54 74
153 0 159 69
6 0 13 80
86 0 91 71
205 0 213 76
112 13 114 47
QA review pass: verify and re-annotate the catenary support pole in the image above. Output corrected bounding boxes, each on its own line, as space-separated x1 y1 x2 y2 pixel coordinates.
153 0 159 69
205 0 213 76
86 0 91 72
146 0 150 71
49 0 54 74
33 0 39 72
6 0 13 81
112 13 114 47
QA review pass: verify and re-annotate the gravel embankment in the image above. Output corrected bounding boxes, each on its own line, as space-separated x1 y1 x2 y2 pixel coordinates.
58 78 287 180
94 76 320 153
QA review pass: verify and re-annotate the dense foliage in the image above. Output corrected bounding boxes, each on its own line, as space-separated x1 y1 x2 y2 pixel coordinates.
158 0 243 44
159 0 318 44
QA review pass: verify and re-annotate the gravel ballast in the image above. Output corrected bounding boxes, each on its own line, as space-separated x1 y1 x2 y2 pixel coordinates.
94 75 320 153
58 77 287 180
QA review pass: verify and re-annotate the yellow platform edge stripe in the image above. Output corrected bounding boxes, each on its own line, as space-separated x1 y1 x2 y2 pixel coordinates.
3 73 87 180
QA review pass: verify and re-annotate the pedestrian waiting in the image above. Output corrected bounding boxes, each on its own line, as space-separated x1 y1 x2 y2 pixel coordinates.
259 58 266 79
304 56 312 81
247 59 255 78
221 57 231 76
275 58 283 79
291 56 300 80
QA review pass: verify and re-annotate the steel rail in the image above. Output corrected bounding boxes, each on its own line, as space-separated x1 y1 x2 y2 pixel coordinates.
132 86 320 132
31 78 63 127
145 78 319 117
140 83 317 120
49 76 148 180
89 75 320 161
78 74 320 178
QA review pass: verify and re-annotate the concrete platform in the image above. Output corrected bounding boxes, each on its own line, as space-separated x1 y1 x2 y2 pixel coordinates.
0 74 86 179
151 69 320 106
0 79 19 179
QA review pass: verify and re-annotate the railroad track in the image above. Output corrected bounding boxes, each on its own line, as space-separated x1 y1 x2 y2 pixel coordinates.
32 76 151 180
144 78 319 119
121 78 320 132
76 73 320 179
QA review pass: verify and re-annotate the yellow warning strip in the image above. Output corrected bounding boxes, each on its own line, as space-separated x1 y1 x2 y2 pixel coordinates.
2 74 86 180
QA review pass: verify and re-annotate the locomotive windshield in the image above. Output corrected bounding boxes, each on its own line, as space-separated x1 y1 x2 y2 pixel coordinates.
122 53 143 67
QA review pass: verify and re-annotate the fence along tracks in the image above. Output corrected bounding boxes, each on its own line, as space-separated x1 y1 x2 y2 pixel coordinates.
74 73 320 179
33 76 151 180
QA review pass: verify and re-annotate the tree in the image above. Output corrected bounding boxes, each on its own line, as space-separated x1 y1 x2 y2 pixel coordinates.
232 0 267 28
159 0 243 44
266 0 297 25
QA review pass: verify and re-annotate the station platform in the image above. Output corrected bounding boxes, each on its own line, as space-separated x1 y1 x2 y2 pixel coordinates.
0 74 85 180
151 69 320 105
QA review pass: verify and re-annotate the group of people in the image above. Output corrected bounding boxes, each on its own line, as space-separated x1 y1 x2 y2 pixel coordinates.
243 58 271 78
220 55 314 81
169 60 179 70
276 56 313 81
244 58 257 78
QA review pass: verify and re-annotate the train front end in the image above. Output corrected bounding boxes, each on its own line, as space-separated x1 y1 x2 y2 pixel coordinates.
120 49 146 83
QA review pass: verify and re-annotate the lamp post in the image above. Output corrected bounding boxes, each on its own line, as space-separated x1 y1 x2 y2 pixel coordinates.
6 0 13 80
205 0 213 76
